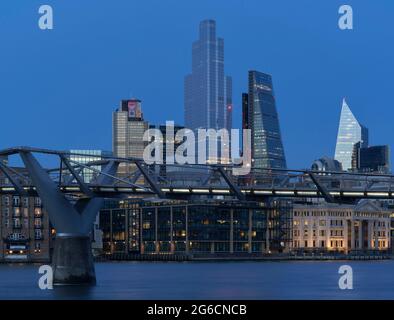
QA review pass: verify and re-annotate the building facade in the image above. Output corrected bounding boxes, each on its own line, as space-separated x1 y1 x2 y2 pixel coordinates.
244 71 287 170
113 99 149 176
99 199 293 257
311 157 343 172
0 195 51 262
184 19 232 134
66 149 112 183
292 200 391 253
0 167 51 262
352 144 390 174
334 98 369 171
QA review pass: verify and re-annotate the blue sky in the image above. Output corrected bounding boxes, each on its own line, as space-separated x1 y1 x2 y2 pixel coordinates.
0 0 393 169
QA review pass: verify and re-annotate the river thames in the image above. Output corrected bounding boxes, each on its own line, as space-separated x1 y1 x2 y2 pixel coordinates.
0 260 393 299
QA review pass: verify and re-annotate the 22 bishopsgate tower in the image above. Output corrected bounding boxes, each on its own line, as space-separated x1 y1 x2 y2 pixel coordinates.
184 20 232 133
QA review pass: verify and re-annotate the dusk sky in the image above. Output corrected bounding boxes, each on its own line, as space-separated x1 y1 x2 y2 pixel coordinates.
1 0 393 169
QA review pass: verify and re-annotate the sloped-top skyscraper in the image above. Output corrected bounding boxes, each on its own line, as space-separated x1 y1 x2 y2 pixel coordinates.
334 98 369 171
243 71 287 170
184 19 232 133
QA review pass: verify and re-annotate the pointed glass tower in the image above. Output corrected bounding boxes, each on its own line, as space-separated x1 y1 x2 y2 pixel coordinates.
334 98 368 171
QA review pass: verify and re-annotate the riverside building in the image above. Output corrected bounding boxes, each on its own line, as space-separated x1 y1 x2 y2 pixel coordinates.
0 167 51 262
0 194 51 262
99 199 293 257
292 200 391 253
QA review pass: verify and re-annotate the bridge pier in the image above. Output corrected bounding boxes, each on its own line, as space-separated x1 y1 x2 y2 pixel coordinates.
17 150 118 286
52 234 96 285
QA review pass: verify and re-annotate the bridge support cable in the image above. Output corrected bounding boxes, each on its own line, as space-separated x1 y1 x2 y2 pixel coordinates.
135 161 165 198
60 155 94 197
0 161 28 196
216 167 245 201
308 172 335 203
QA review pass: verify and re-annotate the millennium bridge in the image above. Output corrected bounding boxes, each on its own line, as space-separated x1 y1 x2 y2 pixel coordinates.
0 147 393 285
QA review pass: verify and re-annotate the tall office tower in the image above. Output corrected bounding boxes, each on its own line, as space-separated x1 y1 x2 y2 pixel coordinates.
184 19 232 135
113 99 149 176
246 71 287 170
352 144 390 174
334 98 369 171
242 93 249 130
66 150 112 183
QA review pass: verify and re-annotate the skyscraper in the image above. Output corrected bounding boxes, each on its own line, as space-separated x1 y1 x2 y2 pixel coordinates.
334 99 368 171
184 19 232 133
66 150 112 183
113 99 149 176
351 144 390 174
244 71 287 170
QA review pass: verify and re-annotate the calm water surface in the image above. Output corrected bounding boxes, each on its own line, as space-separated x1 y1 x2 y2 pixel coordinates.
0 260 393 299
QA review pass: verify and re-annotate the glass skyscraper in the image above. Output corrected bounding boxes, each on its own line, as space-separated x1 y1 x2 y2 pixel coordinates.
184 19 232 133
245 71 287 170
67 150 112 183
352 144 390 174
334 99 368 171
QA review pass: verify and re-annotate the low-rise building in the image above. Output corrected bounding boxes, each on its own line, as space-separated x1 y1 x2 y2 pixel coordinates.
292 200 391 253
0 195 51 262
99 199 293 257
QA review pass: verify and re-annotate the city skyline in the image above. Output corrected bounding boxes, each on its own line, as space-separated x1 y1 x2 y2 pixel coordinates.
1 0 393 170
2 0 394 305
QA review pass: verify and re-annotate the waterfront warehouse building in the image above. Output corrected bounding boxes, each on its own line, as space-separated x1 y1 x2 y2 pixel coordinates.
292 200 391 253
0 195 51 262
99 199 293 257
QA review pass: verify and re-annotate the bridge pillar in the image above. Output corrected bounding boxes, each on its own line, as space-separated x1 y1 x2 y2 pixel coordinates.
52 234 96 286
18 151 118 286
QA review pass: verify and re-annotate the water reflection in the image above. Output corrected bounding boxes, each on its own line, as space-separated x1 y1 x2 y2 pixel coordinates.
0 261 392 299
52 285 94 300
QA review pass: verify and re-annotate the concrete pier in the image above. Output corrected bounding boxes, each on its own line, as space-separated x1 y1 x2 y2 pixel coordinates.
52 234 96 285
